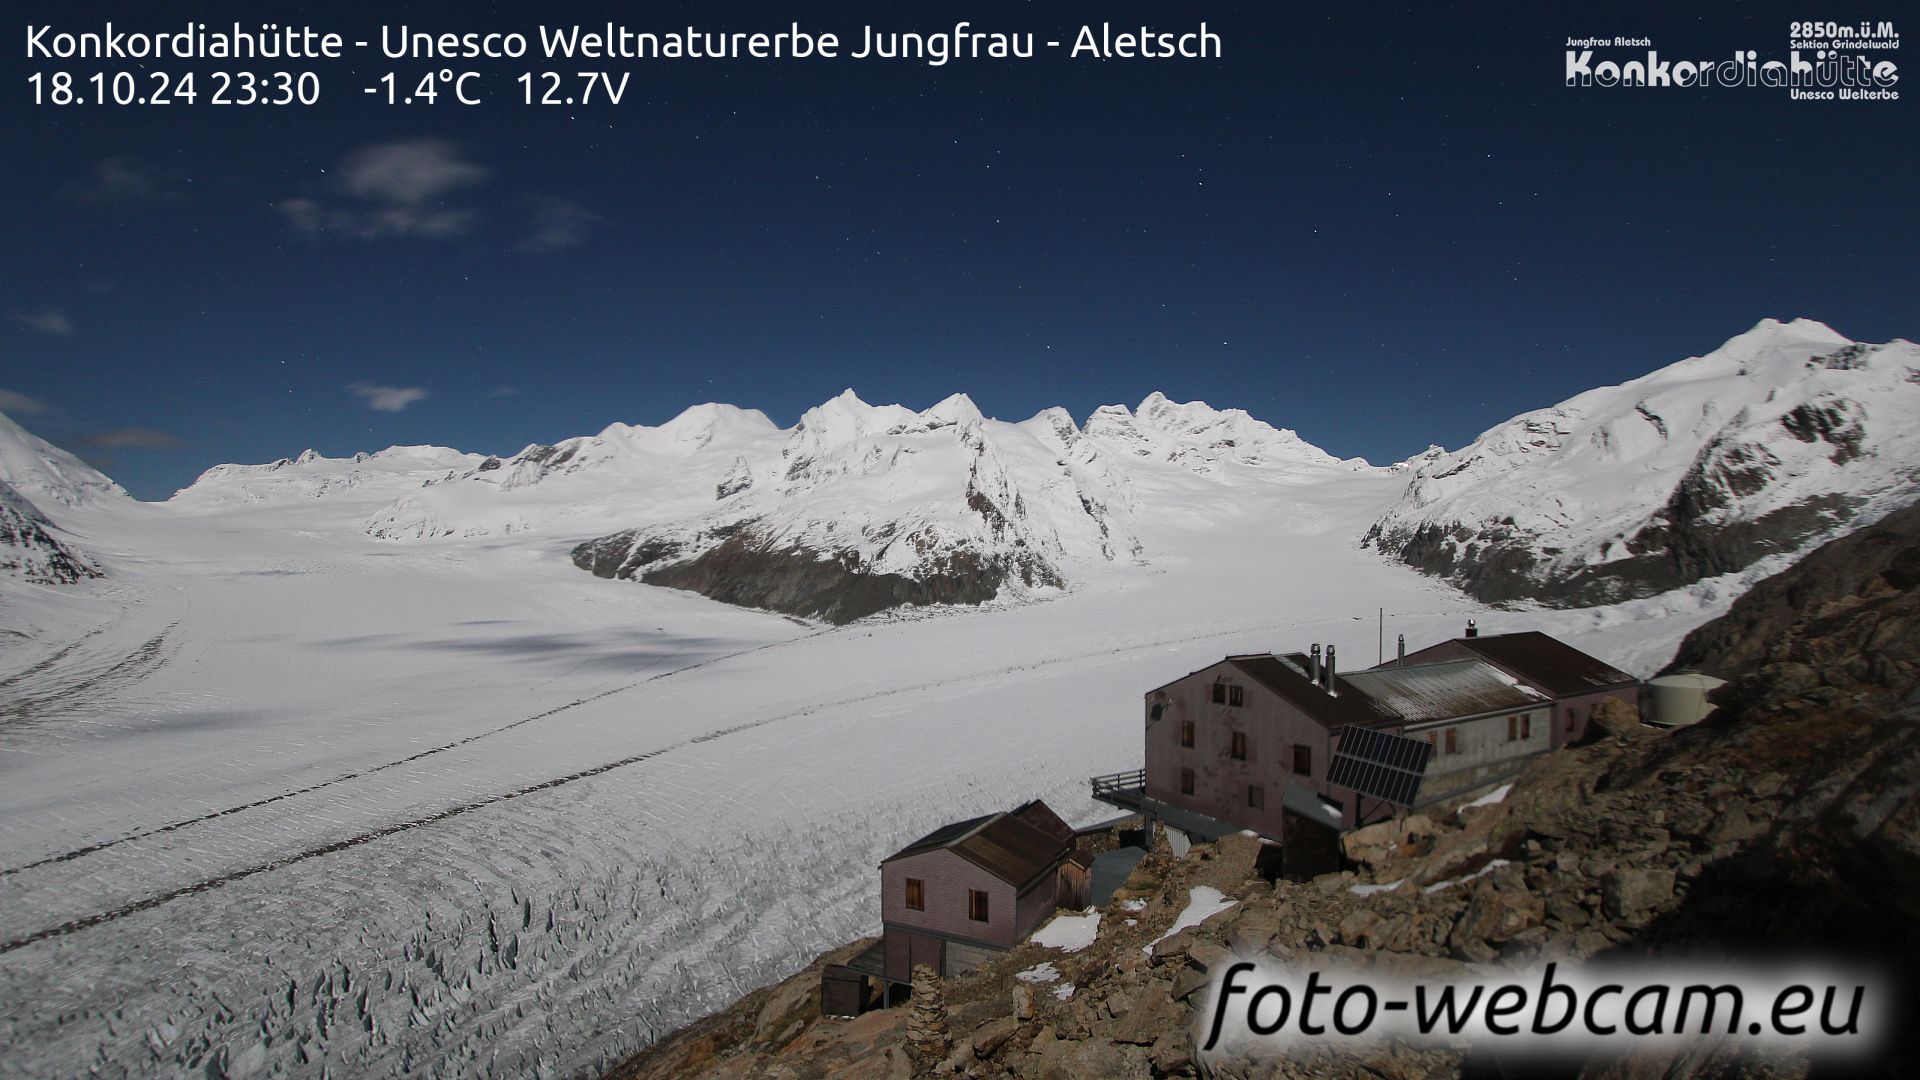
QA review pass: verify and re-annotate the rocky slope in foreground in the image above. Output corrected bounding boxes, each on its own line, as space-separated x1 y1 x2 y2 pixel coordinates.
1365 319 1920 608
605 505 1920 1079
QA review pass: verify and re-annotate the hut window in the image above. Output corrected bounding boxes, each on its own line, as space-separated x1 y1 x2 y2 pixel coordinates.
1211 683 1226 704
1179 767 1195 795
1445 728 1458 754
904 878 924 911
1247 784 1265 809
1292 744 1311 775
1507 715 1518 742
1230 731 1247 760
968 889 990 922
1179 720 1195 748
1228 685 1245 707
1521 714 1532 739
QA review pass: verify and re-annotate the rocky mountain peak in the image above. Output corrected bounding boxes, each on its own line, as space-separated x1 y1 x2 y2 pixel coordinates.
1365 321 1920 606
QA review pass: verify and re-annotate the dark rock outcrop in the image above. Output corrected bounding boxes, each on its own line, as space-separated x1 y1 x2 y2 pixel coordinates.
1665 501 1920 706
1366 488 1864 610
0 480 101 585
571 524 1060 625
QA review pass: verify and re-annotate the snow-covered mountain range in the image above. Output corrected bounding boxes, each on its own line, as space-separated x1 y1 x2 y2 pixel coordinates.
8 318 1918 622
161 388 1370 623
1363 318 1920 606
2 316 1916 1079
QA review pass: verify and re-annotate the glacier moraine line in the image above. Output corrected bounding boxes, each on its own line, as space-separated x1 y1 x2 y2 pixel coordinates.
0 628 835 879
0 607 1436 954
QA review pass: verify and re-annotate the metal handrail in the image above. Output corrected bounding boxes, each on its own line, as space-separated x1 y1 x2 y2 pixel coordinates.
1089 768 1146 796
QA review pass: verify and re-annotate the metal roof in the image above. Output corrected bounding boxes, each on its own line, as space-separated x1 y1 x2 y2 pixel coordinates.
1227 652 1544 729
1449 632 1638 696
1227 653 1394 729
890 812 996 857
1339 658 1548 723
1012 799 1075 845
1281 783 1345 828
883 808 1070 893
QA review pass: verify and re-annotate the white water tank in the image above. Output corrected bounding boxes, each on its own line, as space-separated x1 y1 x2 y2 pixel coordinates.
1648 671 1727 727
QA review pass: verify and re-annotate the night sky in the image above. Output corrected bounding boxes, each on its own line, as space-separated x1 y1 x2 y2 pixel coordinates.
5 0 1915 499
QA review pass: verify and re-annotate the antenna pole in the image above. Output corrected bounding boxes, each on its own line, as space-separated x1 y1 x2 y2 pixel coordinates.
1377 608 1384 665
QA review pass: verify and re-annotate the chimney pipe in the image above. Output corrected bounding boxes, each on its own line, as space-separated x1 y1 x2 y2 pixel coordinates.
1396 633 1406 662
1325 645 1338 695
1466 619 1478 639
1309 644 1321 683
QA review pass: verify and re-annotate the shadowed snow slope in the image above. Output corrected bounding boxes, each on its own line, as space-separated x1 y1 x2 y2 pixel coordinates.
1365 319 1920 606
0 411 118 584
0 410 127 510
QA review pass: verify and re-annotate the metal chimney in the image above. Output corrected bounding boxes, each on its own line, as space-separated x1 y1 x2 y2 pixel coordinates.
1465 619 1479 639
1325 645 1338 695
1396 633 1406 662
1309 644 1321 683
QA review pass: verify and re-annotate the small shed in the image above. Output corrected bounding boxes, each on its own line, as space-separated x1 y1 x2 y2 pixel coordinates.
877 803 1076 985
1279 784 1345 881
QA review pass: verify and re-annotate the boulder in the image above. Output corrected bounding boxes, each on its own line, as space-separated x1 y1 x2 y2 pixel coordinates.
1449 876 1545 948
969 1017 1020 1058
1589 696 1643 738
1226 907 1285 956
1601 868 1677 922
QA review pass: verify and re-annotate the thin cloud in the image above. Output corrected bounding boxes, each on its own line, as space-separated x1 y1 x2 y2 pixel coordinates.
0 389 52 415
11 309 74 336
520 197 606 252
282 140 489 241
348 383 429 413
80 428 188 450
77 157 188 204
486 386 521 398
342 139 489 204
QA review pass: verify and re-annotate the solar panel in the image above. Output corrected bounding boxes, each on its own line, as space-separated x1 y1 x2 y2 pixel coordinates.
1326 726 1433 807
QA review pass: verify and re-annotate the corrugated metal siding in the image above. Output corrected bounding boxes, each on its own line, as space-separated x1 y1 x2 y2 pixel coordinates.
1401 633 1637 697
1341 659 1548 722
952 816 1066 891
883 810 1068 895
